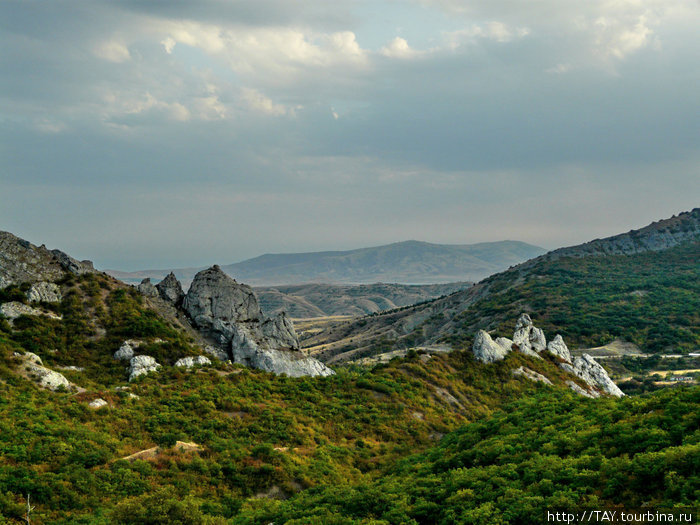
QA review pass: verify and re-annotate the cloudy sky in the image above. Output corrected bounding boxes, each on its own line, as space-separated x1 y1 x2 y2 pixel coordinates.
1 0 698 270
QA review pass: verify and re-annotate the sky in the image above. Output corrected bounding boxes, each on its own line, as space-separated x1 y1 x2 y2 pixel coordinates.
1 0 698 270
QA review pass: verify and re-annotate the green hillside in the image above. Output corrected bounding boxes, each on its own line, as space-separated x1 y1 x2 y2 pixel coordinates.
234 385 700 524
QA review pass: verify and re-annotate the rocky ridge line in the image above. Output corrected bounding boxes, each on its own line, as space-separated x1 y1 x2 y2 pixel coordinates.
472 314 624 397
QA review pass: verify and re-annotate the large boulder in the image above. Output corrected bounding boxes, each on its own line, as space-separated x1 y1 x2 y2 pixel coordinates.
472 330 511 363
114 341 136 361
26 282 62 303
14 352 71 391
128 355 161 382
156 272 185 306
261 313 300 351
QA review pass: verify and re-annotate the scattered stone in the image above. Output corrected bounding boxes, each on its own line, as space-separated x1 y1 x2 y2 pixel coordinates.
89 398 108 409
174 356 212 368
114 341 135 361
512 366 553 385
57 365 84 372
26 282 62 303
547 335 572 363
0 301 62 322
156 272 184 306
472 330 511 363
137 278 158 298
128 355 161 382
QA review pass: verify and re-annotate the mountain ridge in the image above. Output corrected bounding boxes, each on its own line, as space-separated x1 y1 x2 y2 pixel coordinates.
106 239 546 287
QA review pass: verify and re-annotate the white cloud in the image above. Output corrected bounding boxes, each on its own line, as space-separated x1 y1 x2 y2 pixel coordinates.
240 88 290 116
380 37 423 59
94 40 131 63
593 14 653 59
445 22 530 49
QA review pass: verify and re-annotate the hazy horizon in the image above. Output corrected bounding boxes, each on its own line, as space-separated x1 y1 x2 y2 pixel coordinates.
2 1 698 270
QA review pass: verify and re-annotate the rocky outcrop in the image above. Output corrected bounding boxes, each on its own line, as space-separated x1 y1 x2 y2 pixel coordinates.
567 355 624 397
182 265 332 377
26 282 62 303
512 314 544 358
232 346 334 377
512 366 553 385
137 278 159 298
14 352 72 391
89 398 108 409
156 272 184 306
174 356 211 368
471 313 623 397
114 341 136 361
547 335 572 362
128 355 161 382
472 330 511 363
0 301 62 322
0 231 96 288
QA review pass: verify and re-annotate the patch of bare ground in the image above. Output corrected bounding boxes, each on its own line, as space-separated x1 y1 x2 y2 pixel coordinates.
120 441 202 462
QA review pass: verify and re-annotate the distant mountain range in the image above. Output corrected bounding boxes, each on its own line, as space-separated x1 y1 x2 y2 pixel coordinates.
106 240 546 287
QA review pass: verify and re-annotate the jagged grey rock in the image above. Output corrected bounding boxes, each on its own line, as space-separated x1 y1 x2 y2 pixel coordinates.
137 278 159 298
128 355 161 382
494 337 514 352
0 301 62 322
89 398 108 409
512 366 553 385
261 313 299 351
26 282 62 303
156 272 184 306
570 354 624 397
49 249 95 275
174 356 212 368
511 313 543 358
182 266 332 376
547 335 572 363
472 330 511 363
114 341 136 361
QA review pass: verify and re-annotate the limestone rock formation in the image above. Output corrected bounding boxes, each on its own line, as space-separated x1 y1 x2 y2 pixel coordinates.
128 355 161 382
26 282 62 303
471 313 623 397
232 347 334 377
174 356 211 368
569 354 624 397
512 314 544 358
0 302 62 322
156 272 184 306
89 398 108 409
182 265 332 377
114 341 136 361
137 278 159 298
547 335 572 363
472 330 511 363
512 366 553 385
14 352 71 391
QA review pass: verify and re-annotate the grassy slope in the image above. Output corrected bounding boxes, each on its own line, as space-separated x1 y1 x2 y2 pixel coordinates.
434 242 700 353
